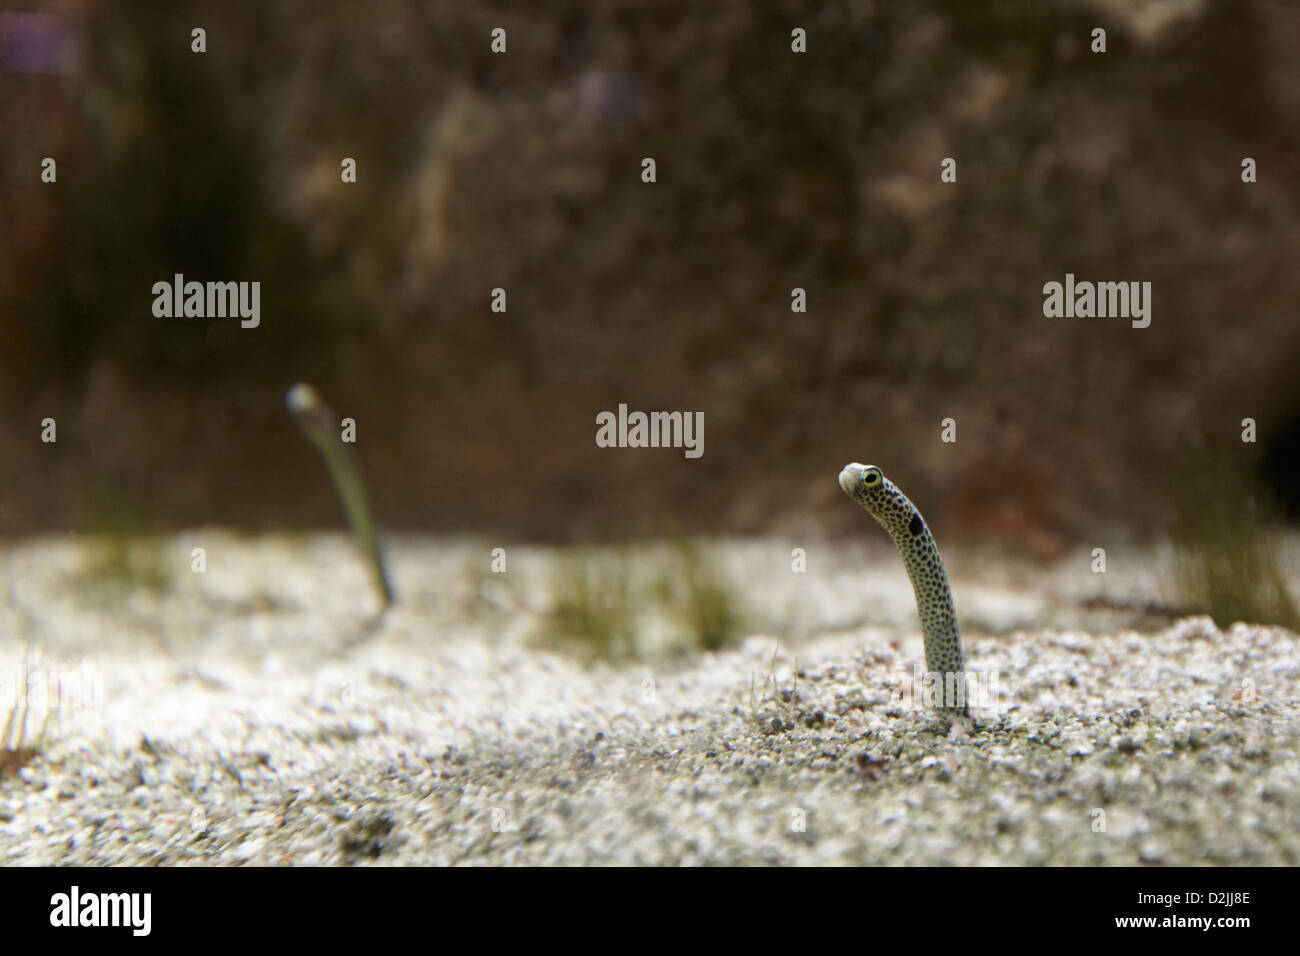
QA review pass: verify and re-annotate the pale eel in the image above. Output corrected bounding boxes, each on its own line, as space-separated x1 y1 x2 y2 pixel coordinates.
287 383 394 609
839 463 969 716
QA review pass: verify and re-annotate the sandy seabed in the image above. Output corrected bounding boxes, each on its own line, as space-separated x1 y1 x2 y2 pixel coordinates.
0 533 1296 865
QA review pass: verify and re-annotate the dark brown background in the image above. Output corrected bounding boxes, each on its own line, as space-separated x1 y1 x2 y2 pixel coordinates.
2 0 1298 545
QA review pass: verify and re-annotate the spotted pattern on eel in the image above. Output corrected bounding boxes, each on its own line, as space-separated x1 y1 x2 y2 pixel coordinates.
839 463 969 717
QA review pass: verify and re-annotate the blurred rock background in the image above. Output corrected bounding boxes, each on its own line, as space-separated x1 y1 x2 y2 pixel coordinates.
2 0 1298 548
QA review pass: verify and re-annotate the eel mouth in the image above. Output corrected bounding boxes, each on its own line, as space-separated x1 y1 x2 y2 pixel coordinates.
838 462 866 496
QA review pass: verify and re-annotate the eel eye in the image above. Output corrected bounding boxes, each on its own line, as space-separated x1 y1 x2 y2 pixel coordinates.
863 468 882 487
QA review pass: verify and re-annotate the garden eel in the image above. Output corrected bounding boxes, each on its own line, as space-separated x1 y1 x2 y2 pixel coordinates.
287 383 394 609
839 463 969 717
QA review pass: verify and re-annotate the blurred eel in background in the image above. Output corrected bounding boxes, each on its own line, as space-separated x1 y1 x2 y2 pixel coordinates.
286 383 394 610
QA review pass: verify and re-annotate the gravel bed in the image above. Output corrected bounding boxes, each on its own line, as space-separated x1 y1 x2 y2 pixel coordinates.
0 533 1296 865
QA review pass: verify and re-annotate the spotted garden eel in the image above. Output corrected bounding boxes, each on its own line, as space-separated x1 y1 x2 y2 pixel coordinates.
287 383 394 609
839 463 969 717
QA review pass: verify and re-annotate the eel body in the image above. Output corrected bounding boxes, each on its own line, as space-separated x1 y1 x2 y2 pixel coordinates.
839 463 968 716
288 383 394 609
